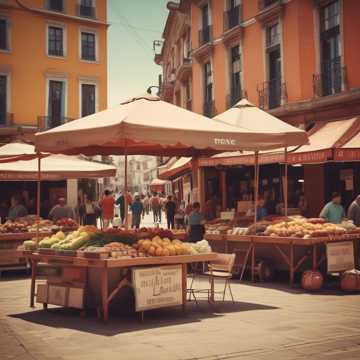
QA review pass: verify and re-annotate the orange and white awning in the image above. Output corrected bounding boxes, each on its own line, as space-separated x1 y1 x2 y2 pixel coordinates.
159 157 192 180
199 117 360 167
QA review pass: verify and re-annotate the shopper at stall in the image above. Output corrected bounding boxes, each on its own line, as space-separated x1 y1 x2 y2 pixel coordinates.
165 195 176 229
115 192 125 224
8 195 28 221
49 197 74 222
131 195 144 229
320 192 345 224
188 202 205 242
175 201 186 229
99 190 115 228
347 195 360 226
80 194 98 226
203 199 216 221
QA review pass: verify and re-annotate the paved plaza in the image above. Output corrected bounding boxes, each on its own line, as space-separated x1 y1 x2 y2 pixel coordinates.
0 273 359 360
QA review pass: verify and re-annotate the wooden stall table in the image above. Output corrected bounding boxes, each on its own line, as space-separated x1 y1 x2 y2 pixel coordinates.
0 232 52 275
208 233 360 286
25 252 217 322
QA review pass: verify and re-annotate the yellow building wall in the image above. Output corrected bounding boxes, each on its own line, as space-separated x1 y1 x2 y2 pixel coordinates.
0 0 107 126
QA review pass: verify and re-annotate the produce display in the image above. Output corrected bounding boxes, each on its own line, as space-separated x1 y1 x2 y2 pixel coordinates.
20 227 213 259
55 218 78 228
227 227 248 235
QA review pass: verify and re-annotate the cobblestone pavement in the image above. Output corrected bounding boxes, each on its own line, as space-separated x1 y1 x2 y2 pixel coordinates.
0 274 360 360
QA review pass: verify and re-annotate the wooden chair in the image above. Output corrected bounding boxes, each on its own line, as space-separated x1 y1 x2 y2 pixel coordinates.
189 253 236 304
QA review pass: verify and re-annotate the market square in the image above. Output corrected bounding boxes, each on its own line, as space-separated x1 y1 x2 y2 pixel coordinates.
0 0 360 359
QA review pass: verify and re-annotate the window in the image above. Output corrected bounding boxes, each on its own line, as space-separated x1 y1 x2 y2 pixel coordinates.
0 18 8 51
199 3 211 45
48 26 64 57
203 62 213 117
48 80 65 129
79 0 95 18
319 0 342 96
225 0 241 30
47 0 63 12
81 32 96 61
266 23 281 109
81 83 96 117
230 45 242 106
0 75 7 124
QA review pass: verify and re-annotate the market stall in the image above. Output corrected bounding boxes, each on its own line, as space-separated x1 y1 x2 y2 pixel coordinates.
0 143 116 272
31 93 308 319
205 217 360 286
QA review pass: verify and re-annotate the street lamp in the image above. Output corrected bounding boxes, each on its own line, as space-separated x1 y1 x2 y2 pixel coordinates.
147 85 160 96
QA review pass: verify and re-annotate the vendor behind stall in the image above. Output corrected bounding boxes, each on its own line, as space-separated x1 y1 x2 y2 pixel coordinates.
347 195 360 226
187 202 205 242
8 195 28 221
319 192 345 224
246 197 268 220
49 197 75 222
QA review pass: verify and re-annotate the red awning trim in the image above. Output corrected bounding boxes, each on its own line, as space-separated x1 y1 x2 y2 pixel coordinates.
334 148 360 161
159 161 192 180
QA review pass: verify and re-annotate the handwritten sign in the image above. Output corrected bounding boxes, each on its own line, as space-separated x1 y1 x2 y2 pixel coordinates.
132 265 183 312
326 241 354 273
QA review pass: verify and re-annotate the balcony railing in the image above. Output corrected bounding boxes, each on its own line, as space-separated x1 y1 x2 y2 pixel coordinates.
0 112 14 126
198 25 213 47
77 4 96 18
257 79 287 109
313 57 346 97
224 5 242 31
227 88 246 108
203 100 215 118
186 99 192 111
258 0 281 11
38 116 73 130
47 0 63 12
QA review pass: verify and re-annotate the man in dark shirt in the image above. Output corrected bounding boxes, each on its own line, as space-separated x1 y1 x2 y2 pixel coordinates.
165 195 177 229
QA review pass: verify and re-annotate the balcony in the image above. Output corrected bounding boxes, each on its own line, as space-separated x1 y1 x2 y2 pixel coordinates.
203 100 216 118
313 58 347 97
193 25 213 62
227 88 247 108
256 0 284 24
176 57 192 83
47 0 63 12
0 112 13 126
38 116 73 130
257 79 287 110
77 4 96 18
186 99 192 111
223 5 243 45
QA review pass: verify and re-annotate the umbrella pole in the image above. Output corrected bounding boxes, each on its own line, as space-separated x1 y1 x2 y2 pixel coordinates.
36 152 41 245
254 151 259 231
124 145 128 229
284 147 288 217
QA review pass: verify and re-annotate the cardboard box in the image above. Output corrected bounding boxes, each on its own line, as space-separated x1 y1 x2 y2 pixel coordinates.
48 285 67 306
68 287 84 309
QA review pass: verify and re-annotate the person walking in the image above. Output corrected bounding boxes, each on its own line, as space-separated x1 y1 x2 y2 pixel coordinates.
80 194 98 226
320 192 345 224
165 195 177 229
115 192 125 225
99 190 115 229
175 200 186 229
131 195 144 229
151 193 161 223
348 195 360 226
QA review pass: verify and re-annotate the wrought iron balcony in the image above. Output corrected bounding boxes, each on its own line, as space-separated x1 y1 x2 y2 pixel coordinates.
224 5 242 31
227 88 247 108
198 25 213 47
258 0 281 11
38 116 73 130
257 78 287 110
313 57 347 97
203 100 215 118
47 0 63 12
77 4 96 18
186 99 192 111
0 112 14 126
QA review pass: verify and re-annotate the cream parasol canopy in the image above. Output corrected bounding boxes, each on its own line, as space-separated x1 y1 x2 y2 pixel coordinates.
35 95 308 155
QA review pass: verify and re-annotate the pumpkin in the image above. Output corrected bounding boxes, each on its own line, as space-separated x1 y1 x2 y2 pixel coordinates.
301 270 323 291
340 270 360 292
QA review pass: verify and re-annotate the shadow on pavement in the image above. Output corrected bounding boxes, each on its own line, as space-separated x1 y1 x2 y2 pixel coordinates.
9 300 278 336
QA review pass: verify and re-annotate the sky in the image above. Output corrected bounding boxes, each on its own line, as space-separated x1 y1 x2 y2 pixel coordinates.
107 0 169 106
